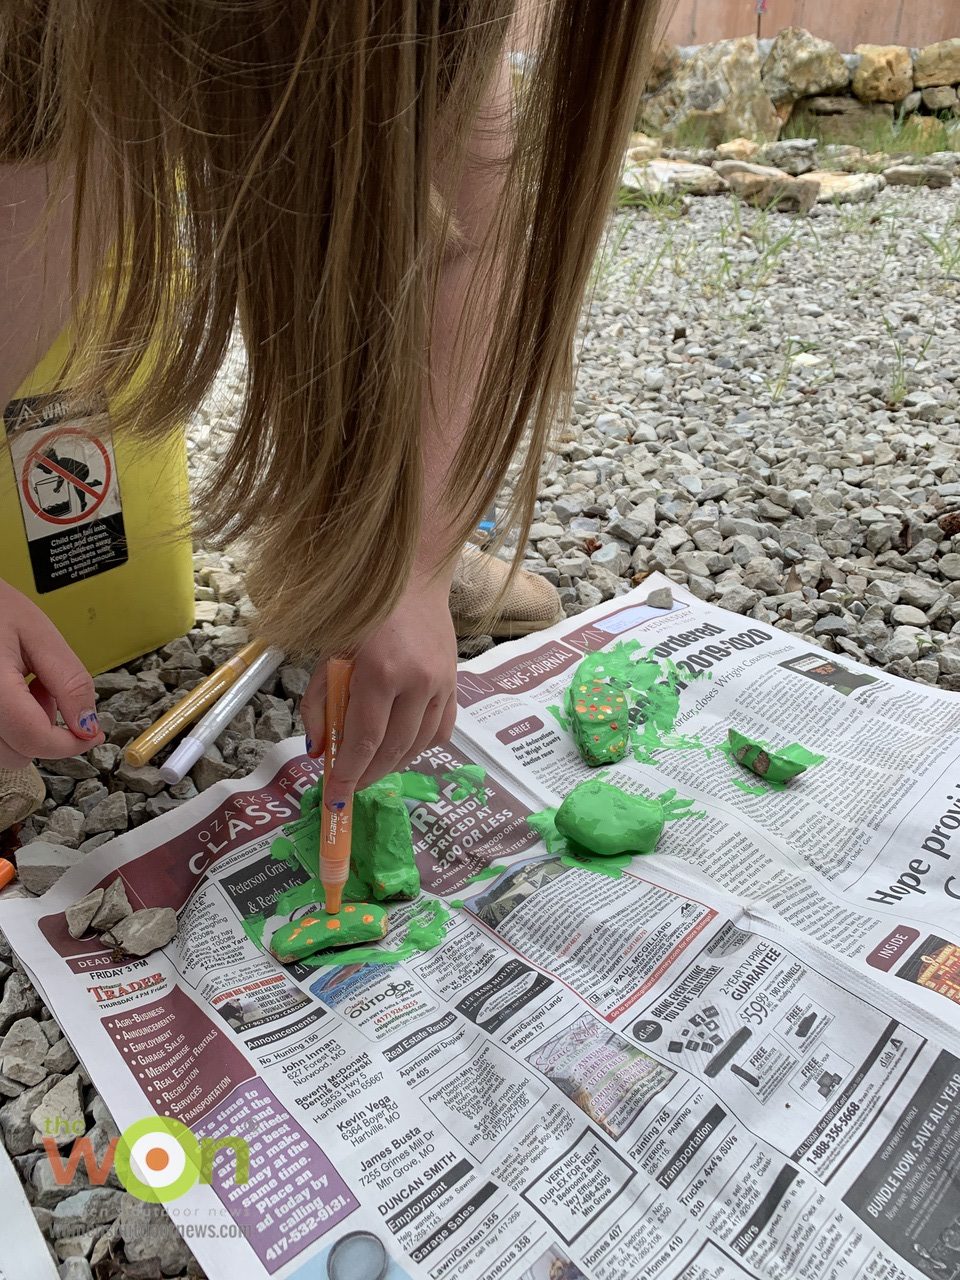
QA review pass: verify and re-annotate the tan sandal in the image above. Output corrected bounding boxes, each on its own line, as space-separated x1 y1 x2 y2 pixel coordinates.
450 546 564 639
0 765 46 835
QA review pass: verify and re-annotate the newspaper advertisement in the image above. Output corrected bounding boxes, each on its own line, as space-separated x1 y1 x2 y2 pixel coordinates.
2 573 960 1280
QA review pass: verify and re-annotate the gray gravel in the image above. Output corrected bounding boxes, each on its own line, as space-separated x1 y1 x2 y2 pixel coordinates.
521 184 960 685
2 180 959 1277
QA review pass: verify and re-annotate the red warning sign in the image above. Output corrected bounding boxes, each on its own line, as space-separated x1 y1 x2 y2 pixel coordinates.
20 426 112 527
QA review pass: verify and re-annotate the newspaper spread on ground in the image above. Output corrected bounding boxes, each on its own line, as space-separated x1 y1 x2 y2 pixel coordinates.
3 572 960 1280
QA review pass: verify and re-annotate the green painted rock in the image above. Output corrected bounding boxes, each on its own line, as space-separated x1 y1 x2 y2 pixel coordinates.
279 774 421 902
727 729 812 784
564 655 630 766
555 779 664 857
352 775 422 900
269 902 388 962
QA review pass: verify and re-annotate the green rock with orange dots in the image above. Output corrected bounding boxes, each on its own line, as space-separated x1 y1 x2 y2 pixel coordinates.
269 902 389 963
564 654 630 766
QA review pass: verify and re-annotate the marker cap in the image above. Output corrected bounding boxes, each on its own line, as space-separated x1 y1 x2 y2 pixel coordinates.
158 737 205 787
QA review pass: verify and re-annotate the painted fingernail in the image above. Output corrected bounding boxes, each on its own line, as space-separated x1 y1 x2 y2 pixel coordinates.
305 735 313 755
78 710 99 737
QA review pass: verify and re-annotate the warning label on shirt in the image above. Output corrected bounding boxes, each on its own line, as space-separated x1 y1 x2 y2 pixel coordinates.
4 393 128 593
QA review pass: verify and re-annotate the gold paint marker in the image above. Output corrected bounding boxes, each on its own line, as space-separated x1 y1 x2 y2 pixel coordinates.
124 639 268 767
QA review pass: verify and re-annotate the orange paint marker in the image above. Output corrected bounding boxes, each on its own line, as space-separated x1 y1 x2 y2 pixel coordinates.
0 859 15 891
321 659 355 914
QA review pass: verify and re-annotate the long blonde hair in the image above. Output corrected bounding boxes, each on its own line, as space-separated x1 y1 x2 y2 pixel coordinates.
1 1 659 658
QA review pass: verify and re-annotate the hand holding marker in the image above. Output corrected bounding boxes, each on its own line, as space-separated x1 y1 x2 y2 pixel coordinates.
321 659 355 913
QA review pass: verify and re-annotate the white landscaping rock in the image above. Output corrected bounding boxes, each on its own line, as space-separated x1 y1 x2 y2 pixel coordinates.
30 1073 84 1150
118 1194 193 1275
81 792 128 836
65 889 104 940
883 164 952 189
645 586 674 610
713 159 786 181
15 843 85 896
914 38 960 88
42 809 85 849
803 171 886 204
89 879 133 933
103 908 178 958
623 159 727 198
761 28 849 104
59 1259 94 1280
639 36 781 144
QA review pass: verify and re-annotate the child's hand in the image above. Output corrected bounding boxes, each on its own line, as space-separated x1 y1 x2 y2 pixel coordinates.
300 579 458 807
0 580 105 768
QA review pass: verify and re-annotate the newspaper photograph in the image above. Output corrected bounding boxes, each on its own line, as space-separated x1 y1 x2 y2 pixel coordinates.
3 574 960 1280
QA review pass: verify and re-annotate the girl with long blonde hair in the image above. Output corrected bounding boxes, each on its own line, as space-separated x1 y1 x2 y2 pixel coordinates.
0 0 658 811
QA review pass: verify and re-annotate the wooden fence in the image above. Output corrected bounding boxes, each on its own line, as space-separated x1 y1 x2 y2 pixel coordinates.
663 0 958 52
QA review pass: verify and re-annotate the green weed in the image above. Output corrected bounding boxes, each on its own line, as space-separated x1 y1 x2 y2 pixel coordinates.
919 214 960 278
589 215 631 294
883 318 933 407
659 117 718 151
782 112 954 158
617 188 688 221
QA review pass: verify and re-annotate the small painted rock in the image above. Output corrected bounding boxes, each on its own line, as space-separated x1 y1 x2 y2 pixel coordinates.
565 665 629 767
555 778 664 857
728 729 809 784
269 902 388 962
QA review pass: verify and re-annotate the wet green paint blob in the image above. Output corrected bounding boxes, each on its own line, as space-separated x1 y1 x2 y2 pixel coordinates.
405 900 451 948
270 902 388 963
300 900 451 969
241 912 266 948
262 767 491 954
352 775 422 900
547 704 569 732
465 864 508 884
270 837 299 864
656 788 706 823
274 773 421 902
442 766 488 804
275 878 326 915
560 852 632 879
400 773 441 803
526 807 581 857
450 899 466 909
780 743 824 766
731 778 768 796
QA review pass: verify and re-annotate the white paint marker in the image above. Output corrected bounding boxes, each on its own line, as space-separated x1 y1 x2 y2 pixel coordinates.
158 647 286 785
